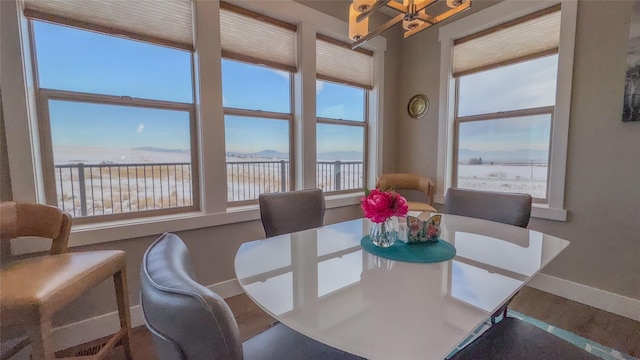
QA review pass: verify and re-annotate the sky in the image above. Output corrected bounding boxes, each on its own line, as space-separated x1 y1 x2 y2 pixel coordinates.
34 20 556 164
34 20 365 163
457 55 558 152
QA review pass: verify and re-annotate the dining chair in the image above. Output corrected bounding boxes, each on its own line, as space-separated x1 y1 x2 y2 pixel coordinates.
449 317 600 360
376 173 437 212
444 188 532 323
444 188 532 228
258 188 325 237
140 232 364 360
0 201 132 360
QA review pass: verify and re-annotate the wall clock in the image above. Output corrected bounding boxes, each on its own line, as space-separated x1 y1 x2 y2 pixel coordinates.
408 94 429 119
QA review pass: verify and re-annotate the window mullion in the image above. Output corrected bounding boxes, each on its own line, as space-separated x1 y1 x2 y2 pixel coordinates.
193 0 227 214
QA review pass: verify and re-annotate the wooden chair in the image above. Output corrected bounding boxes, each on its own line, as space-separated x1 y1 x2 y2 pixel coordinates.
376 173 437 213
0 202 132 360
258 189 325 237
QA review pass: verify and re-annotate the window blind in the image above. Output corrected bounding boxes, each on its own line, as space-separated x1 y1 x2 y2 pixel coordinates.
23 0 194 51
453 4 561 77
316 35 373 90
220 2 297 73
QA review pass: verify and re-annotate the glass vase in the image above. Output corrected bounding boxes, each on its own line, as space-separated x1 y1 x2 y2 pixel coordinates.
370 218 396 248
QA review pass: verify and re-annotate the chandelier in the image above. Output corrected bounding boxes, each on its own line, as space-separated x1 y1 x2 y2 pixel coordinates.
349 0 471 49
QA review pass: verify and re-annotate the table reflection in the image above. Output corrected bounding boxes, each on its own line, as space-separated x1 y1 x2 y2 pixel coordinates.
235 215 569 360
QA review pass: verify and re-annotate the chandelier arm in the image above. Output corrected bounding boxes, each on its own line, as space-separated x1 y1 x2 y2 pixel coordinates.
386 2 406 13
403 22 433 39
417 12 435 24
351 13 405 49
404 1 471 38
356 0 393 23
414 0 437 14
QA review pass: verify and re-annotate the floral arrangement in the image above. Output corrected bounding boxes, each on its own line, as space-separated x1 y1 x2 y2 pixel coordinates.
360 189 409 223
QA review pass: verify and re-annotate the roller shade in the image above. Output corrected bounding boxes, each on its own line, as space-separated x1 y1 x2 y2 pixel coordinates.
220 2 297 73
23 0 194 51
453 4 561 77
316 35 373 90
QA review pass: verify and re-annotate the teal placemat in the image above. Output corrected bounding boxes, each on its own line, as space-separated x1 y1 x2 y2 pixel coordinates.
361 236 456 263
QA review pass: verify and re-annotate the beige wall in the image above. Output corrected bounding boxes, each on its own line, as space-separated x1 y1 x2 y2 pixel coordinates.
395 0 640 299
0 92 11 202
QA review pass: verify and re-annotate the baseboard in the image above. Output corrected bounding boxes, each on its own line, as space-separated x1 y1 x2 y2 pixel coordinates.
528 273 640 322
50 275 640 351
50 278 243 351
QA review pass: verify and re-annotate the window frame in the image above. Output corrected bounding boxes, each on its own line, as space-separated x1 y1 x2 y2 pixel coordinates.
28 19 200 223
221 61 295 205
1 0 387 248
437 0 578 221
315 79 369 195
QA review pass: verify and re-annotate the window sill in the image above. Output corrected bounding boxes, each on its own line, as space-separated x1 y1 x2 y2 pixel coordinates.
434 194 567 222
50 192 362 248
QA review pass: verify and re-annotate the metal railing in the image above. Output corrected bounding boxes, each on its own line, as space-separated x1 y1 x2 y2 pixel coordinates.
55 160 364 216
55 162 193 217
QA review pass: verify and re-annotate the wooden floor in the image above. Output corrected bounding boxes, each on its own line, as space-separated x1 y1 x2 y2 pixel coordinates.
63 286 640 359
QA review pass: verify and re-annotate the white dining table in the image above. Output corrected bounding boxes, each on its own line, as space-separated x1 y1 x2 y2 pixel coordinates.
234 214 569 360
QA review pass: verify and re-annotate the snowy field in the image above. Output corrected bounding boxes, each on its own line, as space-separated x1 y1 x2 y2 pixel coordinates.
54 147 546 217
457 164 548 199
53 146 363 215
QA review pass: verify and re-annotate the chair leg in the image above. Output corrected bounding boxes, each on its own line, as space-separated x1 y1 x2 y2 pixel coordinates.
114 268 133 360
25 319 55 360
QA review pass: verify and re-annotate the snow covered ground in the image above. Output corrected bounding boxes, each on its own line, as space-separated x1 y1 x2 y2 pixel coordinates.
457 164 548 199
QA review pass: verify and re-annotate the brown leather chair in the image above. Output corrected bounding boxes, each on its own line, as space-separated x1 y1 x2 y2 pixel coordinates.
0 202 132 360
258 189 325 237
376 173 437 213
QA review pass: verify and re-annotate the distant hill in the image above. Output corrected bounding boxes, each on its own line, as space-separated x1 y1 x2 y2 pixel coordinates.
134 147 189 154
226 150 364 161
317 151 363 161
458 148 548 164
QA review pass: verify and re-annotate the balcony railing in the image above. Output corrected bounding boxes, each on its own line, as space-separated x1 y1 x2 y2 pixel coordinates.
55 160 363 217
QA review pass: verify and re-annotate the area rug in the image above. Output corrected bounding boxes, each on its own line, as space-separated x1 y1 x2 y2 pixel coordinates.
447 310 638 360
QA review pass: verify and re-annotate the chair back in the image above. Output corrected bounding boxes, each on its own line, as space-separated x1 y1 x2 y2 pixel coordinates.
376 173 435 205
259 189 325 237
444 188 532 228
0 201 71 254
140 233 243 360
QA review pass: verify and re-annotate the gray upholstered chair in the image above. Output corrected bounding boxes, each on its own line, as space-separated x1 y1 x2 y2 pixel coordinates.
376 173 437 213
449 317 600 360
444 188 532 228
444 188 532 323
258 189 325 237
140 233 363 360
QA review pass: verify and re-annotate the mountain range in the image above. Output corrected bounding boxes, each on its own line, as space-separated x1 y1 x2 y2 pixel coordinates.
227 150 364 161
458 148 548 163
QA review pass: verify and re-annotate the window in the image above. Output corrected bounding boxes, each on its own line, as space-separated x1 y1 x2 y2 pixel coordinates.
438 1 577 220
222 60 292 203
30 20 197 220
454 55 558 201
219 3 296 204
315 35 373 193
316 80 367 192
3 0 387 244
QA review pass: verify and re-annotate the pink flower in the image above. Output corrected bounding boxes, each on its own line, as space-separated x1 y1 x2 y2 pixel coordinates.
361 189 409 223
